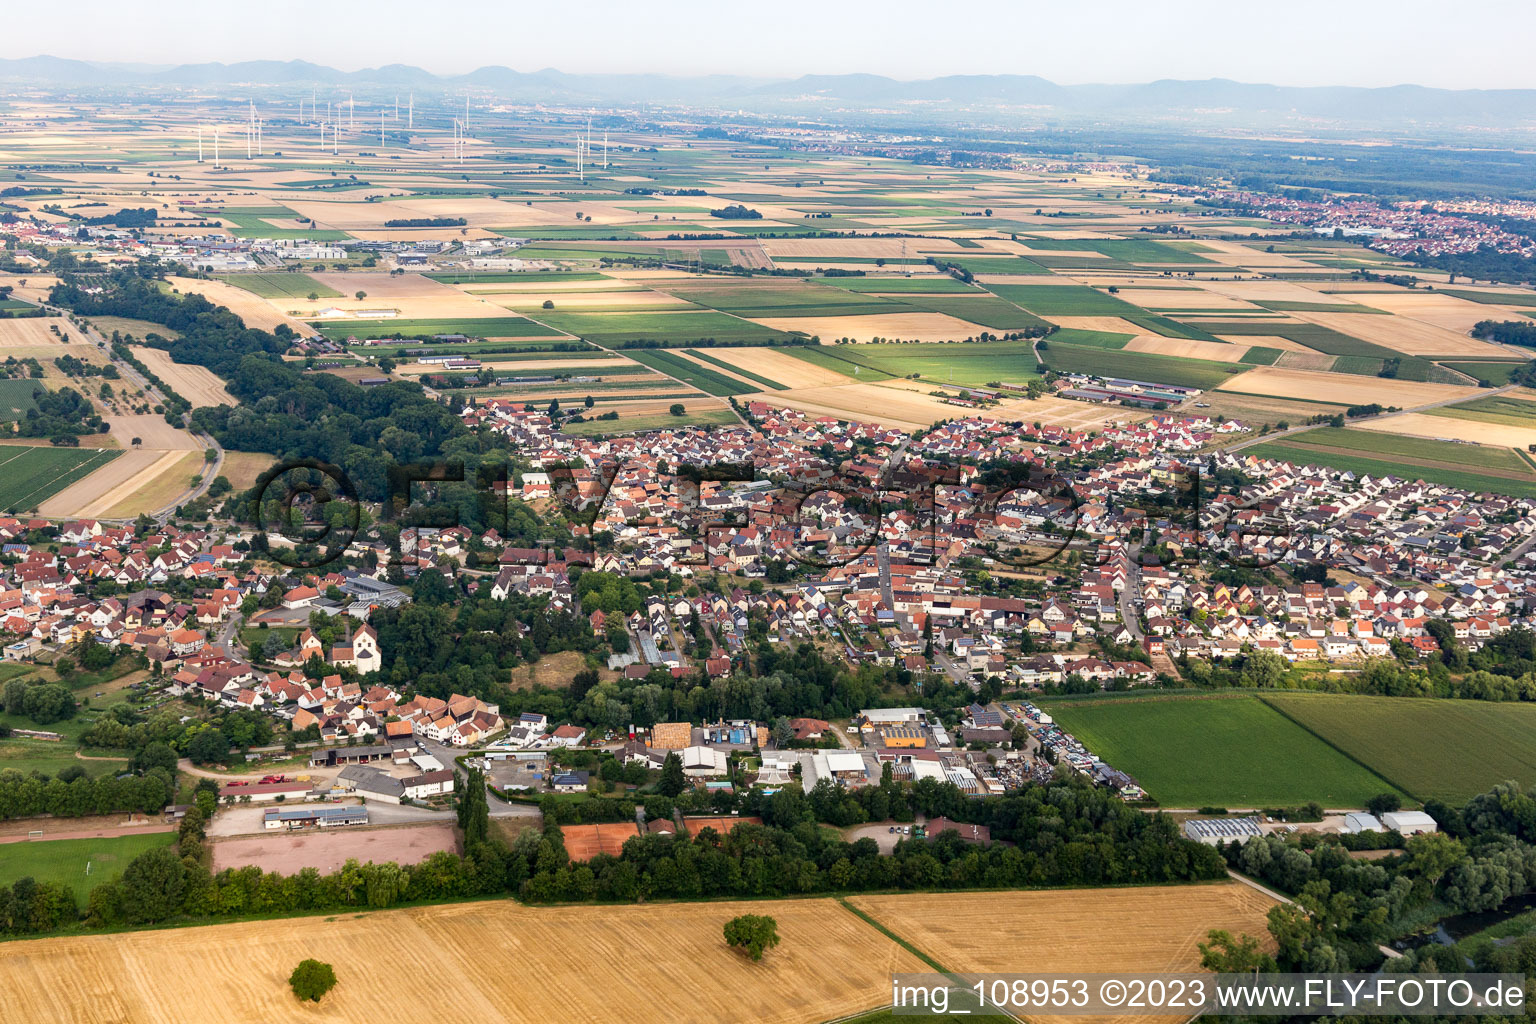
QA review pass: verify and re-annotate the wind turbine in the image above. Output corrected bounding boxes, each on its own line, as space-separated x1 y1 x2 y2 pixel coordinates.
214 127 220 168
197 125 204 163
604 129 609 170
408 92 413 129
247 101 254 160
395 94 400 121
348 92 354 131
380 110 386 148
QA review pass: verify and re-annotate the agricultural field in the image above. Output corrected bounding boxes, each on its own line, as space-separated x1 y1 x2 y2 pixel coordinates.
0 832 175 903
219 272 340 299
849 885 1273 990
803 340 1043 386
1039 343 1245 389
1263 694 1536 803
133 346 235 407
1043 694 1402 808
561 405 739 435
0 897 928 1024
313 315 568 341
0 445 122 513
627 349 759 396
0 378 41 419
1248 425 1536 497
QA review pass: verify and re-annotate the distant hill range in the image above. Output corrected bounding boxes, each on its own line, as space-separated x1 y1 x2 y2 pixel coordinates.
2 55 1533 128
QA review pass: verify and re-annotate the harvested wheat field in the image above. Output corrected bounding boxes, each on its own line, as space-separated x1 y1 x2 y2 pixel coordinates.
721 347 859 389
994 396 1145 431
0 896 925 1024
36 449 179 518
166 277 308 333
1339 291 1511 335
1048 316 1146 335
134 347 234 407
1273 350 1338 371
216 451 278 492
1353 413 1536 449
851 883 1276 1024
1123 337 1246 362
769 382 963 431
106 414 201 451
751 313 989 343
1291 309 1506 357
99 451 202 518
0 317 67 348
1216 366 1478 406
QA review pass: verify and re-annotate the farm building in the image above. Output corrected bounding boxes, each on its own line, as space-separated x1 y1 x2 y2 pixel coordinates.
1382 811 1438 835
1343 812 1384 834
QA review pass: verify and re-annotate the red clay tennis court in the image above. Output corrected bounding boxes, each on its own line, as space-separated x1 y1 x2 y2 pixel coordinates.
560 822 641 860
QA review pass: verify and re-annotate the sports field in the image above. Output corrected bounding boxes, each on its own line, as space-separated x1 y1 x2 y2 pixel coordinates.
1263 694 1536 803
0 445 122 512
0 831 176 902
1043 694 1401 808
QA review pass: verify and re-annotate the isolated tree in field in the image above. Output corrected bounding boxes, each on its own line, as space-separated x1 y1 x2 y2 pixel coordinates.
354 291 367 301
307 291 319 301
542 299 554 309
584 395 594 408
658 751 686 796
724 914 780 961
289 959 337 1002
669 403 685 417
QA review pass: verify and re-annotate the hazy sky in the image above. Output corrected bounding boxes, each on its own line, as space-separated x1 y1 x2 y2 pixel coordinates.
4 0 1532 90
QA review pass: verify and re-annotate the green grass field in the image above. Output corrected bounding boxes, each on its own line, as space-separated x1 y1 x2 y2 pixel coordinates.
659 280 906 317
0 832 176 903
220 273 341 299
810 340 1044 386
0 379 41 420
1044 694 1400 807
825 277 980 294
1263 694 1536 803
1426 394 1536 428
985 284 1146 317
1440 289 1536 307
561 407 739 435
197 205 348 241
1278 427 1530 472
903 296 1050 331
1439 362 1527 386
0 446 122 512
534 310 793 346
1039 343 1244 389
1247 440 1536 498
626 350 756 396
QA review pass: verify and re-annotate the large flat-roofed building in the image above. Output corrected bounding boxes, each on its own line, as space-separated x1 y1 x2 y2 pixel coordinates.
1182 817 1263 845
859 707 926 725
880 724 927 748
